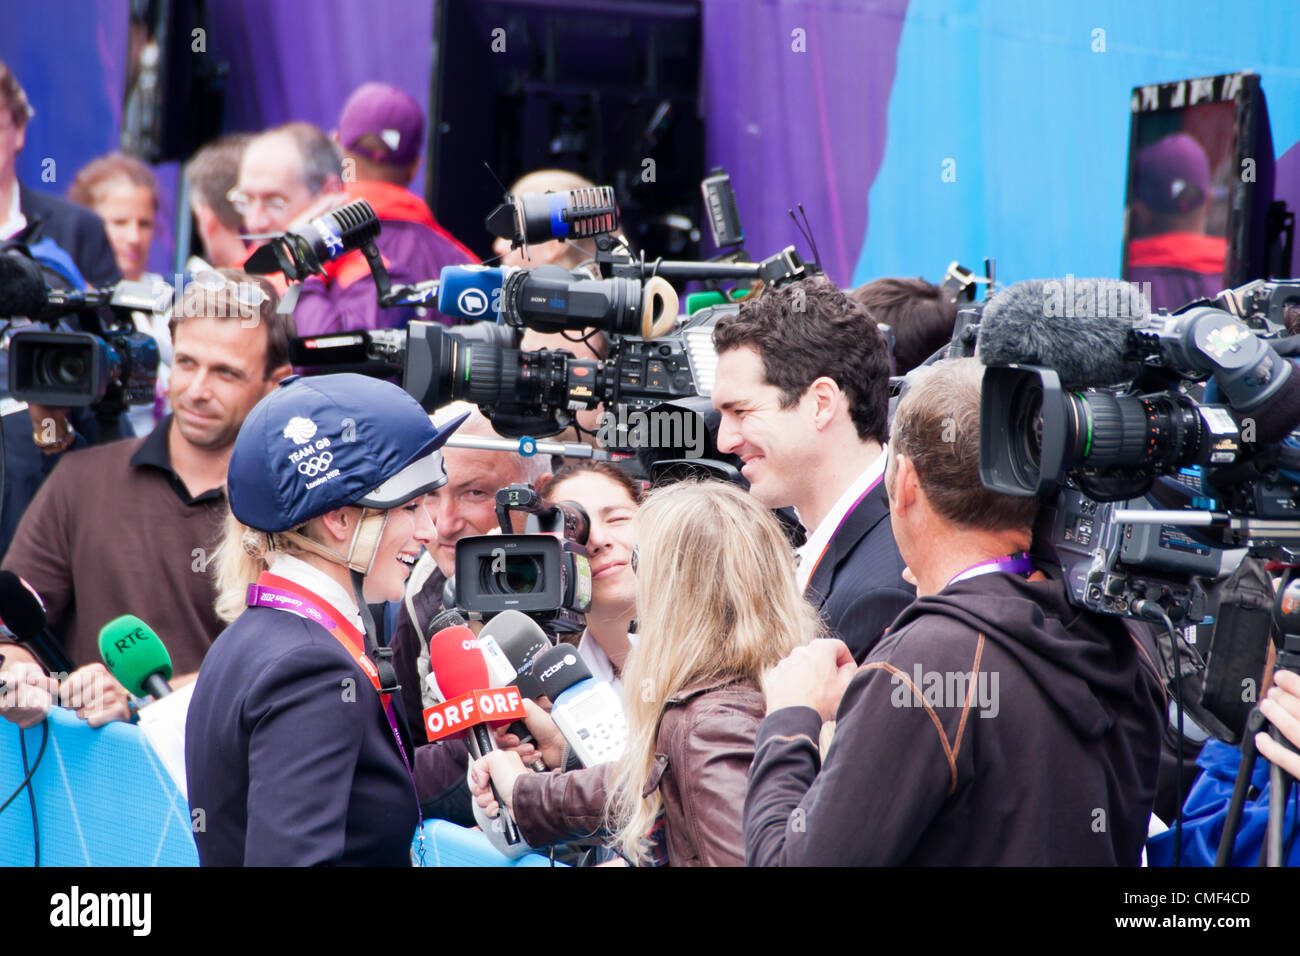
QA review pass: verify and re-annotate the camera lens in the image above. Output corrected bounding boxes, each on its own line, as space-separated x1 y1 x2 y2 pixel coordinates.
481 553 543 595
40 347 89 388
1007 377 1049 492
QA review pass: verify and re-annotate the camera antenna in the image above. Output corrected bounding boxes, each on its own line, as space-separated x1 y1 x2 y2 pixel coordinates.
483 161 510 198
788 204 822 275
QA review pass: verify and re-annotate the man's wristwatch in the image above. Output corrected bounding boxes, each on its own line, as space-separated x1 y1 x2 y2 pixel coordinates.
32 421 76 454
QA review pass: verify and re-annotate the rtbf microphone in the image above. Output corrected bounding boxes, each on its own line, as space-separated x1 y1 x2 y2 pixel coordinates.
98 614 173 699
533 645 627 767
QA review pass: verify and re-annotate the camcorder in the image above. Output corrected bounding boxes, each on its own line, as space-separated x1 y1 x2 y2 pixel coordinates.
965 274 1300 743
449 483 593 634
0 248 160 428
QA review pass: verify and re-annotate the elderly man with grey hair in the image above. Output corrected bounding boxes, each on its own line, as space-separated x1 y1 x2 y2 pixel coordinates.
394 403 552 822
231 122 345 251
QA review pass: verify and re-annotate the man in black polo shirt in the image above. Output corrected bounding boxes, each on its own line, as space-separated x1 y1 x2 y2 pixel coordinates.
0 270 292 724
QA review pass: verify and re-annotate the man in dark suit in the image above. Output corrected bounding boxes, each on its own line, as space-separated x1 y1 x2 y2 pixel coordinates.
712 278 914 661
0 61 119 287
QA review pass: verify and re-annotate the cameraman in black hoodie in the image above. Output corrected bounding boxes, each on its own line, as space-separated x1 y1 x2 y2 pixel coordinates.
745 358 1166 865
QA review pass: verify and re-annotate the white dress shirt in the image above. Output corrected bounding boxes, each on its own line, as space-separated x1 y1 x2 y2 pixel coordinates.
0 186 26 241
795 445 889 594
576 628 638 697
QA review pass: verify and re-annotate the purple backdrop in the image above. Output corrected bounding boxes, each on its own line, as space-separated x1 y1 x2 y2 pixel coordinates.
700 0 908 284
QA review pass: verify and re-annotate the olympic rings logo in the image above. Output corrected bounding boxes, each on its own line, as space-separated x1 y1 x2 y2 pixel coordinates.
297 452 334 476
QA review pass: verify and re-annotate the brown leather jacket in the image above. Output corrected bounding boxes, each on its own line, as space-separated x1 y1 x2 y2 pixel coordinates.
510 675 764 866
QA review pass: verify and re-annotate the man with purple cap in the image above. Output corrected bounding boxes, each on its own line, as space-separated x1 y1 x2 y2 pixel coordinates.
290 82 476 337
1124 131 1227 311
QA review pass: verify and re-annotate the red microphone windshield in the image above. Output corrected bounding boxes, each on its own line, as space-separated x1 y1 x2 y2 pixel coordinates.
426 625 489 698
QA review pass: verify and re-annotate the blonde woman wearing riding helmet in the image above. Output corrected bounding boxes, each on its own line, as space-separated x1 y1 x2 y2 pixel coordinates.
186 373 465 866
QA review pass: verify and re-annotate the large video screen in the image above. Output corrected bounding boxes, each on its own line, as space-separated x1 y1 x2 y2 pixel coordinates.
1121 72 1273 312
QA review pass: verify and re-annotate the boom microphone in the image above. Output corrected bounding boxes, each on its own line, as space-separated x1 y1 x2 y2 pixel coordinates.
485 186 619 246
976 278 1142 388
437 264 678 339
0 251 50 318
245 199 381 281
98 614 173 699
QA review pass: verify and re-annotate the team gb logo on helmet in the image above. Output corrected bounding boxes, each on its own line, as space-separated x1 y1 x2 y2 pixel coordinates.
283 416 339 489
283 417 318 444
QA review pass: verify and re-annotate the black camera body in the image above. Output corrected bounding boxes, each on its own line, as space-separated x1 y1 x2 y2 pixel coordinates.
976 278 1300 624
1034 482 1221 622
451 485 593 633
1 266 163 415
280 175 814 447
9 327 159 407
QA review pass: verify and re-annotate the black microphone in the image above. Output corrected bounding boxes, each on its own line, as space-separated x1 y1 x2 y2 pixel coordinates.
245 199 381 281
0 251 52 318
475 610 552 701
0 571 72 674
425 607 467 640
0 570 47 642
475 611 553 769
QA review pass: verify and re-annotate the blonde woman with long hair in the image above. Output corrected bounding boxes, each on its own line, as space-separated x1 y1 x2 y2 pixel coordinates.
469 480 820 865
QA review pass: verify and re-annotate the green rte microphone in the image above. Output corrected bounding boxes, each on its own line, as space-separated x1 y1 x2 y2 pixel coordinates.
99 614 174 698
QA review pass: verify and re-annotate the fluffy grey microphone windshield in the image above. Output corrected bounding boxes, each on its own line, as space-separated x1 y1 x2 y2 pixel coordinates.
976 278 1147 388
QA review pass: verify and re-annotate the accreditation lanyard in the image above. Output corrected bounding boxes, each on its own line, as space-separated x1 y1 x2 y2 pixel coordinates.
246 572 427 863
946 551 1035 588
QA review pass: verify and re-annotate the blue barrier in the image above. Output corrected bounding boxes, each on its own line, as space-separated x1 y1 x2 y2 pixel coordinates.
415 819 563 867
0 708 198 866
2 709 562 866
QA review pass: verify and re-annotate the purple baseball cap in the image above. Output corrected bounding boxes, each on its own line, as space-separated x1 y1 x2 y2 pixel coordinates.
337 82 425 166
1135 132 1210 215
